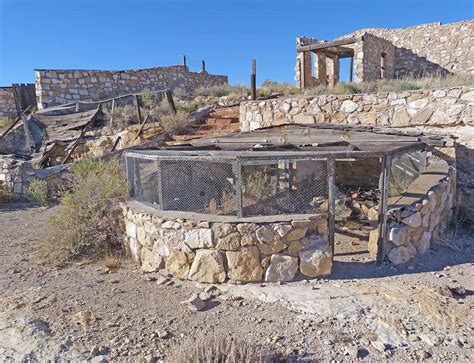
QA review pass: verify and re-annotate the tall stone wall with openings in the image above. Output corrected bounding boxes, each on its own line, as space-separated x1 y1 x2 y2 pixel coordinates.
240 86 474 220
35 65 228 108
342 20 474 77
0 87 17 118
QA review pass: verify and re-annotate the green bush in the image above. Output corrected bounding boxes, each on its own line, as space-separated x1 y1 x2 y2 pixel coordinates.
27 179 48 203
47 158 127 262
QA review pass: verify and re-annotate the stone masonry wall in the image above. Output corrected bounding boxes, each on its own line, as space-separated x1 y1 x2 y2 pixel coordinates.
240 86 474 220
368 162 455 265
122 202 332 283
35 66 228 108
0 87 17 118
342 20 474 77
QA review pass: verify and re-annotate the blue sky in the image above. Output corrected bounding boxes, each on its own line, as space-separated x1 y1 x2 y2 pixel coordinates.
0 0 472 86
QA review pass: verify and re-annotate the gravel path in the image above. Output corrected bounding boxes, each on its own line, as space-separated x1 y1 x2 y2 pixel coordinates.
1 202 473 362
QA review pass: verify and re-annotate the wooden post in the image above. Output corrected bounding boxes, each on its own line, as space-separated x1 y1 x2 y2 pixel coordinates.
134 95 142 123
250 59 257 101
377 155 390 262
165 90 177 114
183 55 187 70
111 136 122 152
327 158 336 258
109 99 115 127
201 60 206 73
349 56 354 82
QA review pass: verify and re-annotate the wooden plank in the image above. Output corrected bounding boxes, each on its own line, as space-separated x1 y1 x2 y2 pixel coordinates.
111 136 122 152
165 90 177 114
297 37 360 52
0 105 33 139
134 95 142 123
134 114 150 141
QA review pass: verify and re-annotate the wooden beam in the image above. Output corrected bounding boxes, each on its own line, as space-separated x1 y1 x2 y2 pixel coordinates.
134 114 151 141
297 37 360 52
0 105 33 139
134 95 142 123
111 136 122 152
349 56 354 82
165 90 177 114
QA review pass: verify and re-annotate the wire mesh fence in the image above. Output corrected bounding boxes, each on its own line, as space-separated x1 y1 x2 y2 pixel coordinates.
125 153 329 218
388 150 427 197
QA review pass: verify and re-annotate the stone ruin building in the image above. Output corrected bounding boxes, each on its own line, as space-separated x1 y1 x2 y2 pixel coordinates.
296 20 473 88
1 20 473 284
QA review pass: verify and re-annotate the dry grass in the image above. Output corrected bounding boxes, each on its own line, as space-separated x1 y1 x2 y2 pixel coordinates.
104 251 123 269
194 84 249 102
303 73 474 96
159 110 191 134
258 80 300 97
167 335 283 363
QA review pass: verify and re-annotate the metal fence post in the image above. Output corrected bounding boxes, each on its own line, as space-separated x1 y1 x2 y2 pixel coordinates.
327 158 336 257
377 155 390 262
233 160 243 218
156 159 164 210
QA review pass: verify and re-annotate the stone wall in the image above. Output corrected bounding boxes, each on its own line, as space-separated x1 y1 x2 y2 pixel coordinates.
0 156 71 195
239 85 474 219
342 20 474 77
368 159 455 265
0 87 17 118
122 201 332 283
35 66 228 108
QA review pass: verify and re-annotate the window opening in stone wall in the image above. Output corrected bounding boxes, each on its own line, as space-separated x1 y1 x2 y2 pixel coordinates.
381 52 387 79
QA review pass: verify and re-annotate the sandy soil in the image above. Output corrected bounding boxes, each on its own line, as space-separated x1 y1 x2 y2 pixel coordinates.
1 202 473 362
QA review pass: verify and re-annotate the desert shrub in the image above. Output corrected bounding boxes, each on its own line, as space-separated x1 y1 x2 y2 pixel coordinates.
194 84 249 101
139 90 161 109
167 336 283 363
0 183 14 204
172 87 188 100
27 179 48 203
108 104 140 129
47 158 127 262
258 80 300 97
159 110 191 134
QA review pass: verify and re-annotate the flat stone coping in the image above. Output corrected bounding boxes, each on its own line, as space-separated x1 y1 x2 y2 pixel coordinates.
388 158 450 210
125 200 327 224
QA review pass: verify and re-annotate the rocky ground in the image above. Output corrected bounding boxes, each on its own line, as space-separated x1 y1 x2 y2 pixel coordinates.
0 202 473 362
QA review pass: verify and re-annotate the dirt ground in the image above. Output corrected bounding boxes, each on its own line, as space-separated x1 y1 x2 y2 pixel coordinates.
1 202 473 362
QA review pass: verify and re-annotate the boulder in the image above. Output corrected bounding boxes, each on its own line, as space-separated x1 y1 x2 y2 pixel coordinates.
129 238 142 263
166 250 190 280
125 221 137 239
184 228 213 249
236 223 258 234
216 232 241 251
181 293 206 312
287 240 305 255
255 226 286 255
368 229 379 257
389 225 409 246
284 227 308 241
417 231 432 254
264 254 298 282
402 212 422 228
240 234 257 247
188 250 226 283
272 224 292 238
299 248 332 277
388 246 411 265
162 220 181 230
212 223 237 238
226 246 263 282
140 248 165 273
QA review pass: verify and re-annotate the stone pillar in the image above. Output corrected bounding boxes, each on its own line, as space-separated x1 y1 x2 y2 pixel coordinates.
314 52 327 86
326 55 340 87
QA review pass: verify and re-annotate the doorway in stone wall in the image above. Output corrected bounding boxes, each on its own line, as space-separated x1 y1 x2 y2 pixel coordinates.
333 157 382 264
